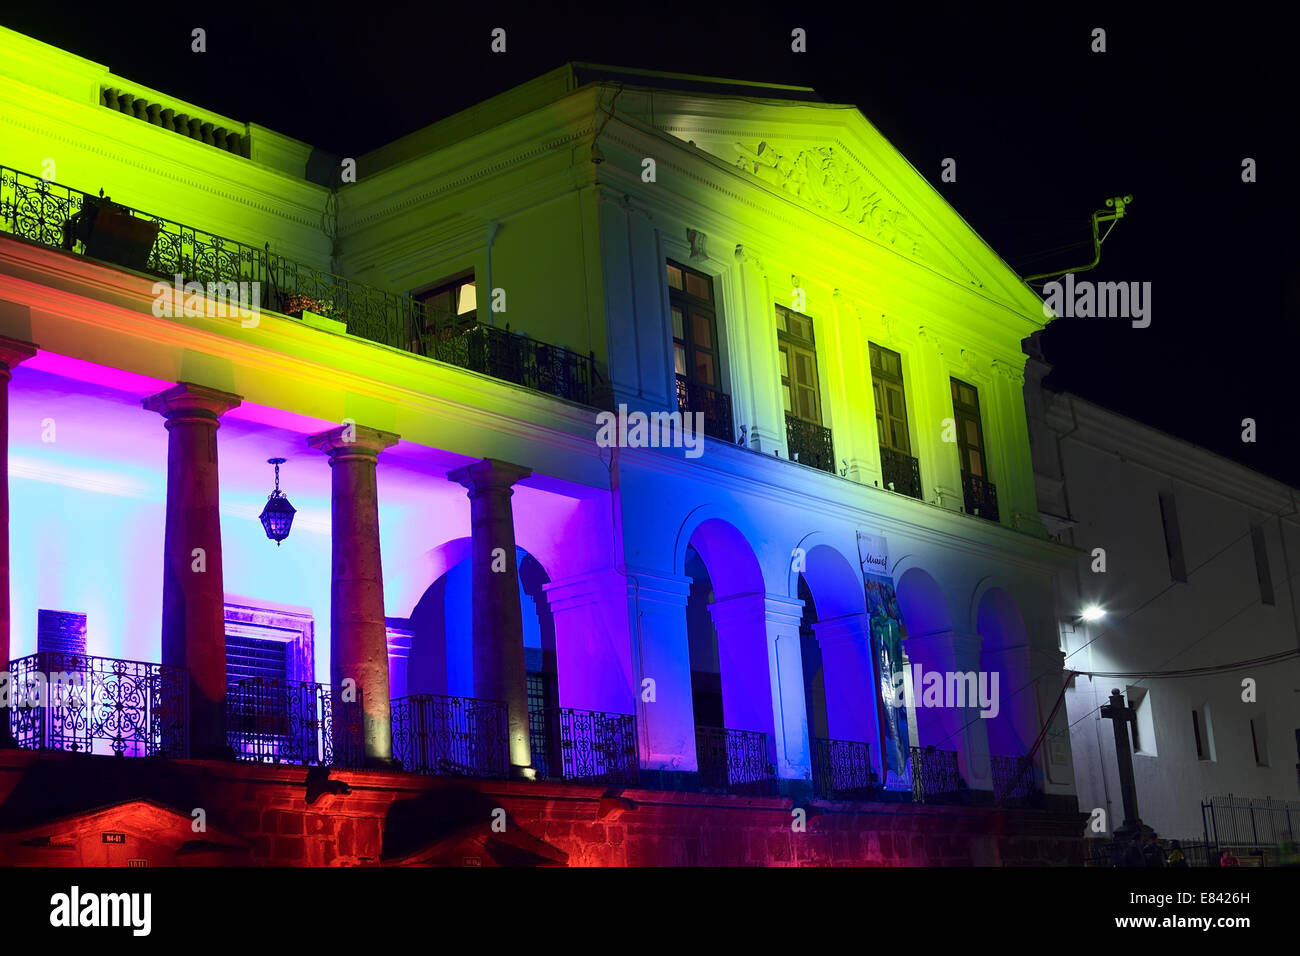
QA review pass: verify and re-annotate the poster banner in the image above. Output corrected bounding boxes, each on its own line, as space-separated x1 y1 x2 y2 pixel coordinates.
857 531 910 786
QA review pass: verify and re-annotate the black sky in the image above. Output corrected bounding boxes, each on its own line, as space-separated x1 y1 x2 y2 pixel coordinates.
4 2 1297 485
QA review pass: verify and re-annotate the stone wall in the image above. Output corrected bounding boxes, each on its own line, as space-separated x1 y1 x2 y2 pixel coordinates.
0 751 1085 866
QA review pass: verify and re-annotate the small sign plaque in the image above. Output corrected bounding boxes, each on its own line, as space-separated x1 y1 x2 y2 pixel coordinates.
102 832 126 844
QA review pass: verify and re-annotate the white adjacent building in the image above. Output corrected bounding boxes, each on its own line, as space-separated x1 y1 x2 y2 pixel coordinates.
1025 331 1300 845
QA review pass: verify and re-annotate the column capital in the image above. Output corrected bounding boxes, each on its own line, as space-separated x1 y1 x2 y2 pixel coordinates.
142 382 242 422
0 336 37 374
308 423 400 460
447 457 531 495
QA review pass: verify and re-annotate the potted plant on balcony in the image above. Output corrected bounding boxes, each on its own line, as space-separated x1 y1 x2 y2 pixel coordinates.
62 193 161 272
283 292 347 331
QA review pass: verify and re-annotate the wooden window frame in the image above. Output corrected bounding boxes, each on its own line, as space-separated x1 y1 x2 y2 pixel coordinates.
667 259 722 392
870 343 912 455
776 304 822 425
950 377 990 481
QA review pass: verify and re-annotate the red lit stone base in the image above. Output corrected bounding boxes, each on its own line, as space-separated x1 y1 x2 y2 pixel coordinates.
0 750 1085 866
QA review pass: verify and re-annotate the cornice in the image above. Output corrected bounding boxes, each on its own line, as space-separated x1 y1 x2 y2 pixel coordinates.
1056 391 1296 511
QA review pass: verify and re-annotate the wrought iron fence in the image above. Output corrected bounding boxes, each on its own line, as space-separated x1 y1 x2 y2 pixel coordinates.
961 472 1000 522
7 651 188 757
676 374 735 443
991 754 1042 808
1086 838 1219 868
391 694 508 779
0 163 601 406
879 446 923 499
529 707 639 785
1203 794 1300 852
784 414 835 474
909 746 965 805
226 677 362 767
811 737 874 800
695 725 777 795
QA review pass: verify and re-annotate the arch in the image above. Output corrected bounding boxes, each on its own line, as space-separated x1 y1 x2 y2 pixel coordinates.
682 516 776 767
798 543 866 620
894 566 954 638
682 516 765 600
405 544 556 700
673 504 769 596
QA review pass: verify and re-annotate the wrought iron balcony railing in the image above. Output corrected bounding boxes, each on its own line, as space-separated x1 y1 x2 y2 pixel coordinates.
226 677 363 767
811 737 874 800
879 446 923 499
961 472 1000 522
675 374 735 443
784 414 835 474
391 693 508 779
909 745 965 805
990 754 1042 809
0 163 600 406
695 725 777 795
7 652 189 758
426 323 598 406
529 706 639 786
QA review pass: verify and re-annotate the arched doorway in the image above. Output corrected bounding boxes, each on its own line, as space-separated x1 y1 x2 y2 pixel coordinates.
397 545 555 779
796 543 875 799
682 518 775 794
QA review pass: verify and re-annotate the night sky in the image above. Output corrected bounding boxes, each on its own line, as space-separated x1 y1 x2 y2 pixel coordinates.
4 3 1296 485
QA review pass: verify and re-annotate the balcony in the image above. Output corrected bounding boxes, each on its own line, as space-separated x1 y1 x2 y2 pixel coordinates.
391 694 508 779
961 472 1000 522
878 446 922 499
226 677 363 768
784 414 835 474
0 163 600 407
811 737 874 800
990 754 1042 809
675 374 734 442
7 651 188 758
909 745 965 805
530 707 639 786
695 725 777 795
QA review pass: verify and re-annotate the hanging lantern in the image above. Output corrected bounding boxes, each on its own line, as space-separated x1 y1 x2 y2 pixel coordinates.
259 457 296 545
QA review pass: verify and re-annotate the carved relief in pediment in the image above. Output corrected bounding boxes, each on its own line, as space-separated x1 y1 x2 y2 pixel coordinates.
733 141 923 260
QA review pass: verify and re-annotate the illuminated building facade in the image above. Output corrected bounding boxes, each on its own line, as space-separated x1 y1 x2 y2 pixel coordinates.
0 27 1082 865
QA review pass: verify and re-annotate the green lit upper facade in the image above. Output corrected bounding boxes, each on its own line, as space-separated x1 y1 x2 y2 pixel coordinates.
0 28 1051 533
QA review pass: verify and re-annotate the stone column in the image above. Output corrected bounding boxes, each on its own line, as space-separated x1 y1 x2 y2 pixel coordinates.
143 382 241 758
0 337 36 748
308 424 400 765
813 612 880 747
622 569 696 783
707 592 811 782
447 458 532 774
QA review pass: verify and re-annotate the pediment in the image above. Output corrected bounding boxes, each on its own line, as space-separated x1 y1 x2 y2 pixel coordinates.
696 136 977 284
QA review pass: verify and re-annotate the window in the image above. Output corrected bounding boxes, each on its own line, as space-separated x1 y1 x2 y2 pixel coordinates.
1249 715 1269 766
950 378 989 479
415 272 477 339
1126 685 1157 756
1192 704 1216 761
1158 492 1188 583
223 602 315 685
667 260 721 390
1252 525 1275 606
870 344 912 455
776 305 821 424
